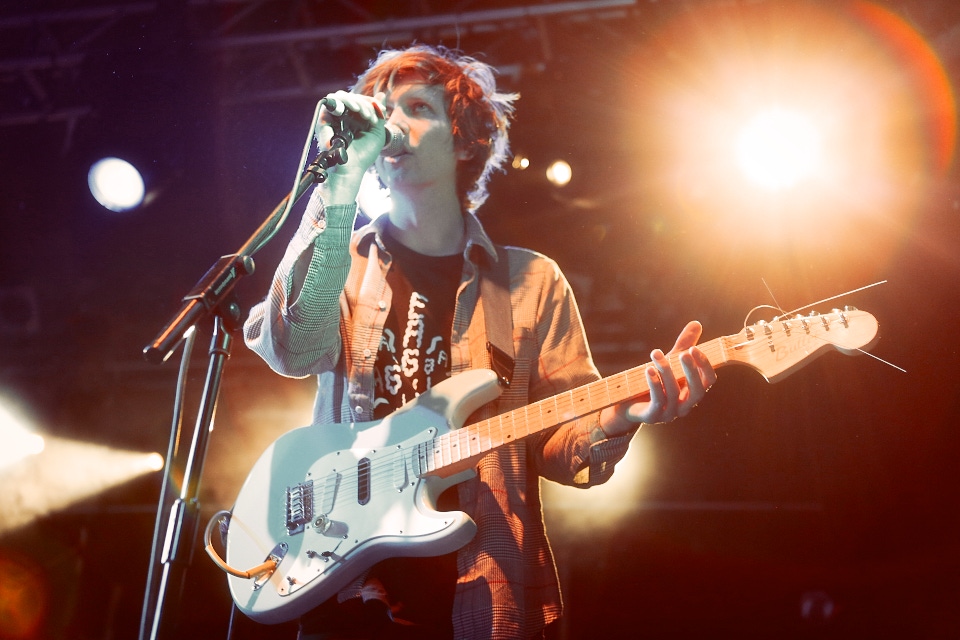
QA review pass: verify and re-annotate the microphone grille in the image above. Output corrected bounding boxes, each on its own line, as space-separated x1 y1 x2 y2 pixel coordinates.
381 125 406 157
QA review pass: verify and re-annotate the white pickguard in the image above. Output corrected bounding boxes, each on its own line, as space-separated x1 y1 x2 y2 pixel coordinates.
225 369 501 624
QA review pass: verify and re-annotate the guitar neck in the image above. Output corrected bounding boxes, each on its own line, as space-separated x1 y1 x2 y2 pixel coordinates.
420 307 878 477
422 336 729 477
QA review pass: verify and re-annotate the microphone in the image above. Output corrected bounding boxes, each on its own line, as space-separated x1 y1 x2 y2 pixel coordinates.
320 97 405 157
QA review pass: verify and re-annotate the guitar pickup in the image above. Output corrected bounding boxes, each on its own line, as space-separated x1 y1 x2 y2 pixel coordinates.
319 471 341 515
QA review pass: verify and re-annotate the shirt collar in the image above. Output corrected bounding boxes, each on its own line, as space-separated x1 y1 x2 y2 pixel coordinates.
356 211 498 265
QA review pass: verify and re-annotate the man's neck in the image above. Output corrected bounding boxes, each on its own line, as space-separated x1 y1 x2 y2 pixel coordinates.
387 191 465 256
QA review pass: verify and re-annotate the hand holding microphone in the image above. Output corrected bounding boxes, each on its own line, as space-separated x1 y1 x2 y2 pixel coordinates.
315 90 403 205
318 92 405 158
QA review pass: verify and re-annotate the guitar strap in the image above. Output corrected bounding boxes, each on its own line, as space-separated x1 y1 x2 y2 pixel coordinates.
481 245 515 388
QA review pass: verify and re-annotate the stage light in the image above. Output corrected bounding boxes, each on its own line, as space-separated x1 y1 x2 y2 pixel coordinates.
88 156 146 212
0 399 44 471
0 437 164 534
546 159 572 187
146 452 165 472
623 0 955 267
736 108 822 190
512 154 530 170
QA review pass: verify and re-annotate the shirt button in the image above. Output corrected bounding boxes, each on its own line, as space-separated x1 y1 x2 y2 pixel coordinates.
355 405 363 416
363 349 372 359
378 301 387 311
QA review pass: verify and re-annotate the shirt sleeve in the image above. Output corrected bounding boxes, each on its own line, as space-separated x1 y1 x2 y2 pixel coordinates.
242 189 357 377
522 255 637 487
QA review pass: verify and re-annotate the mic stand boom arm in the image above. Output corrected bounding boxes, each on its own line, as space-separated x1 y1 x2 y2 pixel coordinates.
142 130 351 363
138 136 350 640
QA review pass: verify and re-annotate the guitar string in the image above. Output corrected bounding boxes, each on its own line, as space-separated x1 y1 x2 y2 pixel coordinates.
304 311 878 511
751 281 902 373
304 365 656 509
307 334 752 506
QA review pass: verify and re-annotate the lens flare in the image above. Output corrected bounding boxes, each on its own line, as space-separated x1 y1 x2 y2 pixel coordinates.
736 108 822 190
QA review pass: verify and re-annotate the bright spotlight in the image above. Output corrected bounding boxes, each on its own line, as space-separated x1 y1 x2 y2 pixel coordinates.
512 154 530 170
546 159 572 186
145 452 165 472
0 438 164 533
88 156 146 212
0 400 44 471
736 108 821 190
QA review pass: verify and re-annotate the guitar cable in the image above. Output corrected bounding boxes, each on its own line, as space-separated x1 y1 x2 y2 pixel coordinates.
204 509 278 580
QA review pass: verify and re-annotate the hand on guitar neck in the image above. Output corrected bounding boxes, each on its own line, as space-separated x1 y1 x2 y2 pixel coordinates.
600 320 718 437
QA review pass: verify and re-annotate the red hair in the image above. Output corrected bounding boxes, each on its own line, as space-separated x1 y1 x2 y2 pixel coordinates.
353 45 517 213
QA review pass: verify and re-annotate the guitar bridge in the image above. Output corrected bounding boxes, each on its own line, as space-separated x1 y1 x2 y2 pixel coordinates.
286 480 314 535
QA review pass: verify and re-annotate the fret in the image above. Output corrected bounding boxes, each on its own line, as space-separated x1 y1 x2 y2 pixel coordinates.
494 411 510 446
505 405 523 440
510 406 530 440
554 389 576 424
523 400 544 437
583 382 596 414
459 425 471 459
538 394 559 432
451 427 467 464
500 407 516 441
424 439 437 473
598 379 611 409
432 436 446 470
434 433 446 469
466 424 481 457
610 371 625 403
519 402 537 437
526 399 543 436
476 419 493 453
453 430 463 463
571 385 590 418
627 368 644 400
442 432 454 467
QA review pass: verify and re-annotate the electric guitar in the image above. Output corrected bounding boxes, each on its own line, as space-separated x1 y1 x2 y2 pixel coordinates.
216 307 879 623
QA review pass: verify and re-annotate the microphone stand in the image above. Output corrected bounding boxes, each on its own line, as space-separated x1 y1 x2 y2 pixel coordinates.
138 121 356 640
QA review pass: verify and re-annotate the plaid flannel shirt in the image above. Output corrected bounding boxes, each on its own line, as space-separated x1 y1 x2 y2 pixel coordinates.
243 187 636 639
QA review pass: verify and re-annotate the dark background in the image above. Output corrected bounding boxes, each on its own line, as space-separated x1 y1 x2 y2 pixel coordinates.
1 1 959 638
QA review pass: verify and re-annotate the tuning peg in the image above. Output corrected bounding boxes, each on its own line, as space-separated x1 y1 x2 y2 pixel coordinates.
832 308 849 328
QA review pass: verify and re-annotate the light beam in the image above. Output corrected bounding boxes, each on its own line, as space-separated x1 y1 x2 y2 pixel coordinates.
0 437 163 534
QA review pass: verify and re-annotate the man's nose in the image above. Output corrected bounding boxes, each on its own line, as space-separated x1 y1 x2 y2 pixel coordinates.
385 108 410 134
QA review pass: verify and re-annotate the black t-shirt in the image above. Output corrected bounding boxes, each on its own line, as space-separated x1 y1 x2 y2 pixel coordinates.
302 230 464 637
351 228 464 634
373 229 464 419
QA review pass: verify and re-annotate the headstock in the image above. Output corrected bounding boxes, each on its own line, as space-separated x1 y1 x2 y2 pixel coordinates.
720 307 879 382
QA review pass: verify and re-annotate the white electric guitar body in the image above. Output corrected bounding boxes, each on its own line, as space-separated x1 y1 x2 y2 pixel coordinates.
221 308 880 624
